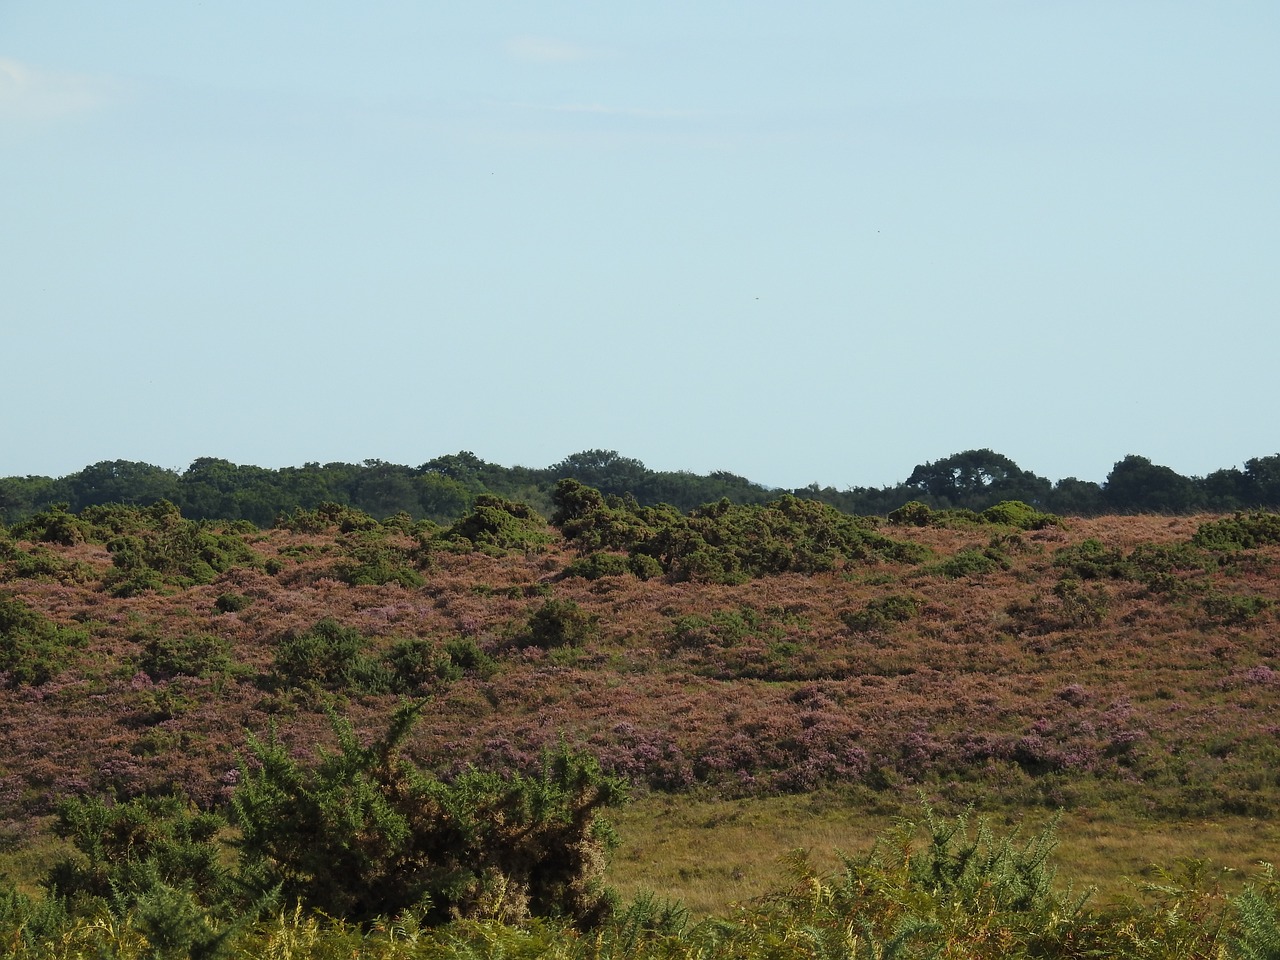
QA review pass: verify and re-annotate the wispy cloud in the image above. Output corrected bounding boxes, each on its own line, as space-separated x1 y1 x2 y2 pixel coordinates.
504 36 605 64
0 57 119 121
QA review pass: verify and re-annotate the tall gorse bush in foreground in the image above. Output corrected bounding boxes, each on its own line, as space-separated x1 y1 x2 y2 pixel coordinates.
232 700 627 929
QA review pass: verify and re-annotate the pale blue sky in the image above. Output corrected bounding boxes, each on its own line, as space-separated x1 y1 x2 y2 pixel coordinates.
3 3 1277 488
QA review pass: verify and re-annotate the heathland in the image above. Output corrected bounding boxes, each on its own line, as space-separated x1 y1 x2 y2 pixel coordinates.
2 466 1280 957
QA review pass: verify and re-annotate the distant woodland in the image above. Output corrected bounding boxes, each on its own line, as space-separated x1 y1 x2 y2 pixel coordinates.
3 448 1280 526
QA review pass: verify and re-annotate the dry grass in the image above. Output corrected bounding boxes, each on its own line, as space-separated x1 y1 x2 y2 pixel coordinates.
606 792 1280 917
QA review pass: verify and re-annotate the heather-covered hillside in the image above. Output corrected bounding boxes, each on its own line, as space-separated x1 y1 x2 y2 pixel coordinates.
3 493 1278 824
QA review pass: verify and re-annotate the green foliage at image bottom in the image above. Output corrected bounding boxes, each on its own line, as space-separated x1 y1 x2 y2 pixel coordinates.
8 804 1280 958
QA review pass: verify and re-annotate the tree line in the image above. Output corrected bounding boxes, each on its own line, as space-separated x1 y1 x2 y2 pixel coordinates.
2 447 1279 527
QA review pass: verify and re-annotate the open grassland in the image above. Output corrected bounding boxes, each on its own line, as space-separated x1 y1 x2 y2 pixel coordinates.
606 792 1280 917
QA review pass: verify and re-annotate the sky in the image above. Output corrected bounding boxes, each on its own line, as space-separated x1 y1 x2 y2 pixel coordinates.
3 3 1278 489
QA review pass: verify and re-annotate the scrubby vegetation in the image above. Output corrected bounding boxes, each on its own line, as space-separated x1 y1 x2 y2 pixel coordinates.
3 476 1280 956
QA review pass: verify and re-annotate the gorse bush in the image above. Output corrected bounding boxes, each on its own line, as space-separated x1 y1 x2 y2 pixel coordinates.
0 592 89 686
980 500 1063 530
10 792 1280 957
522 598 599 650
135 630 239 682
1192 512 1280 552
274 501 381 534
96 502 260 596
45 794 232 909
232 701 627 929
443 495 552 552
840 594 921 634
553 482 927 583
332 529 426 588
271 617 394 695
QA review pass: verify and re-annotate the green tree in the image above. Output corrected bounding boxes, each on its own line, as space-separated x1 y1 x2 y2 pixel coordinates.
904 449 1050 510
1245 455 1280 507
1103 455 1199 513
550 450 650 498
67 460 181 511
1046 477 1105 516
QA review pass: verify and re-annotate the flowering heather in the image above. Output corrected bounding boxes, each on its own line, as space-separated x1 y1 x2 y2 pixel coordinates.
0 501 1277 824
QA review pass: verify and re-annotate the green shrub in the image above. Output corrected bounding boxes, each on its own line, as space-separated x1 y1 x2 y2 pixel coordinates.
888 501 935 526
0 592 89 685
522 599 599 650
563 551 633 580
1192 511 1280 552
1052 576 1111 628
628 553 664 581
274 502 380 534
99 505 260 596
980 500 1062 530
384 637 462 692
45 793 233 909
271 618 393 695
669 608 759 650
442 636 499 678
42 793 260 959
136 631 239 682
1052 538 1133 580
332 531 426 588
841 594 921 633
1202 592 1274 626
214 592 252 613
443 495 552 552
9 503 89 545
1126 541 1211 594
928 547 1003 578
231 702 627 928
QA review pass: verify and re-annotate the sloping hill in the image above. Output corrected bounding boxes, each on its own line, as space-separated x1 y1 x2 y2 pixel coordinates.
2 497 1278 828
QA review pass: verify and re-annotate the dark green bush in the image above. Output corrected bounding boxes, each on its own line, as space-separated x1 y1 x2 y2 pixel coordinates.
563 551 633 580
1053 538 1134 580
43 793 258 958
9 503 89 545
214 592 252 613
980 500 1062 530
443 495 552 552
888 501 935 526
2 543 92 583
384 637 461 692
45 794 231 905
442 636 499 678
135 631 238 682
840 594 921 633
1192 511 1280 552
274 502 380 534
99 504 260 596
271 618 393 694
0 593 89 686
332 531 425 588
232 702 627 928
1126 541 1210 593
669 608 759 650
522 599 599 650
928 548 1004 579
1202 592 1274 626
628 553 664 580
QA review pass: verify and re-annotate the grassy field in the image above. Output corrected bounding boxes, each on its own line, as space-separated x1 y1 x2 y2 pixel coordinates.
606 792 1280 916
